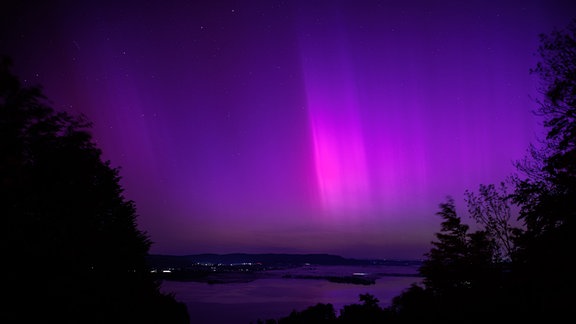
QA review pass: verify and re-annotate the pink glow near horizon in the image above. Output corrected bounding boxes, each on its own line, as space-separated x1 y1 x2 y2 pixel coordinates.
304 63 371 218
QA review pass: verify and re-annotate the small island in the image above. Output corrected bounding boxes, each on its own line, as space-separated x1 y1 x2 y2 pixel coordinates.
282 273 376 285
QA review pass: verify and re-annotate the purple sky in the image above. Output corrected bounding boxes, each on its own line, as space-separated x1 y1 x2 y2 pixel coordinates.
2 0 575 259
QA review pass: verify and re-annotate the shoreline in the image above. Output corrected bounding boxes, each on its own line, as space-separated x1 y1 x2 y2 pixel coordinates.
157 264 422 285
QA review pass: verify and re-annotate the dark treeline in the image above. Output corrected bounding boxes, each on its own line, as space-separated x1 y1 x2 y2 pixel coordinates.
0 59 189 322
254 18 576 324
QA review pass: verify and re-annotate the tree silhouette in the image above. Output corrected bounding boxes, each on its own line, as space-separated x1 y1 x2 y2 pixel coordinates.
1 57 189 323
277 303 337 324
417 197 504 318
510 18 576 315
387 283 435 322
339 294 386 323
421 197 473 292
464 182 522 262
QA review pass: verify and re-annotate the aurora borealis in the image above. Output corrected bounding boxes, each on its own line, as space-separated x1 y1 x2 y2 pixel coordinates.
2 0 575 259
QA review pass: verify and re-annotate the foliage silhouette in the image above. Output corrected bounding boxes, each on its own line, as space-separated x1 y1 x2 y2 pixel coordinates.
415 197 507 319
0 57 189 323
508 17 576 315
338 293 387 323
259 294 386 324
278 303 337 324
464 182 522 262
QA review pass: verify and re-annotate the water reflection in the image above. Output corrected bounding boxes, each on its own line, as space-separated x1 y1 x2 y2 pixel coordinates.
160 265 421 324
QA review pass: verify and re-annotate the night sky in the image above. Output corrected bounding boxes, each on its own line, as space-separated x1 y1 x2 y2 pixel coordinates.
2 0 575 259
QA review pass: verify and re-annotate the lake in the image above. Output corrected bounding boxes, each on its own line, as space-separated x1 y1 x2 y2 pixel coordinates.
160 264 422 324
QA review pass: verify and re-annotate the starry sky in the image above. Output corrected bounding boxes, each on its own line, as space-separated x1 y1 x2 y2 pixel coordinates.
2 0 575 259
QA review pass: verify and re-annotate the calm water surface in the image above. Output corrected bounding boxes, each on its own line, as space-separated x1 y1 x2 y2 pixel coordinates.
160 265 422 324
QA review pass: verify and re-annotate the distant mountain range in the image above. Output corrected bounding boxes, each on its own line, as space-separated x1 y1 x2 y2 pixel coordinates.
146 253 422 269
